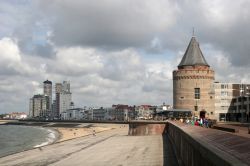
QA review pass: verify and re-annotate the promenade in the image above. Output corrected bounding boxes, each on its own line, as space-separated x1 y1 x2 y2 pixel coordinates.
0 124 178 166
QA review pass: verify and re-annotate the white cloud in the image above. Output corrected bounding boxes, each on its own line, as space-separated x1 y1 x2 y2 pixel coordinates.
0 38 21 63
0 37 37 76
52 47 103 76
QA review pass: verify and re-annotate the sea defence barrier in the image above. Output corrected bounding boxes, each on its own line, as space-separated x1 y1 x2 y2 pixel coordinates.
128 121 249 166
128 123 166 135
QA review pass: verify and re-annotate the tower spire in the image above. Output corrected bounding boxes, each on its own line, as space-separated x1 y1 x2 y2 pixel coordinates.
178 36 209 68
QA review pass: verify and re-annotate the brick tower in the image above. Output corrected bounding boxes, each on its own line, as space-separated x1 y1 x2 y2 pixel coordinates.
173 36 215 119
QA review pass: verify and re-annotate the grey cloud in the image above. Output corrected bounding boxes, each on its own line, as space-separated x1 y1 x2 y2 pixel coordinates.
172 0 250 67
38 0 178 49
0 0 55 58
99 49 144 81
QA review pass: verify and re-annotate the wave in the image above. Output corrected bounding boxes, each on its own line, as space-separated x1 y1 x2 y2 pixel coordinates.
33 128 58 148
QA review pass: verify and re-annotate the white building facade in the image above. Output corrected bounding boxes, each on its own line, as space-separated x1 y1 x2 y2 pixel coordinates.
29 94 49 118
55 81 72 118
214 82 250 121
61 108 85 120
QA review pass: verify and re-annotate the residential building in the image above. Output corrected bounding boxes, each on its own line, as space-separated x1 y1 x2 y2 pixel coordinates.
111 105 135 121
173 36 215 119
61 108 85 120
232 95 250 122
214 82 241 121
214 82 250 122
230 84 250 122
29 94 49 118
3 112 27 119
55 81 72 118
92 107 107 120
59 92 72 116
55 83 62 117
156 104 172 113
43 80 52 110
136 105 155 120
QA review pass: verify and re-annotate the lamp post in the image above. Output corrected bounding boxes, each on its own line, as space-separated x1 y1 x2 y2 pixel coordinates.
240 84 245 123
246 86 249 122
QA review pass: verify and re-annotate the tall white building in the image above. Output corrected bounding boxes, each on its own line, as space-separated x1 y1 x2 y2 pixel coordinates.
59 92 72 115
62 81 70 93
55 81 72 117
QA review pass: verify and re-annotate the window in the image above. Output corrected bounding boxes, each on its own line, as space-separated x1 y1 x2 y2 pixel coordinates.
194 88 200 99
221 84 228 89
221 91 228 96
194 106 198 111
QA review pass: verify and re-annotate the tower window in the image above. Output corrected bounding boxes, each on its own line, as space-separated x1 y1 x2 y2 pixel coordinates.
194 88 200 99
194 106 198 111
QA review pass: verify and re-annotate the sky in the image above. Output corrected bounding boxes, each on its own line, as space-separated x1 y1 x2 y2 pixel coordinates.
1 0 250 113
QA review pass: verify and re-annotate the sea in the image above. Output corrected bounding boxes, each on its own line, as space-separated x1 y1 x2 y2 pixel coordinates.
0 125 58 157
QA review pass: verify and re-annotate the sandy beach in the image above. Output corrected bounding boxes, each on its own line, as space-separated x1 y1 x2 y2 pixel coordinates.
54 125 116 142
0 120 125 144
0 120 18 124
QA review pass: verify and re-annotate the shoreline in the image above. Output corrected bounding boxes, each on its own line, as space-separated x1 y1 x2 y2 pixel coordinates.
0 123 123 158
0 121 120 155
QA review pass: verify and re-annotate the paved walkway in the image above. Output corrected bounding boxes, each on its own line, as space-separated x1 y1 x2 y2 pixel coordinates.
0 126 178 166
175 122 250 165
216 123 250 138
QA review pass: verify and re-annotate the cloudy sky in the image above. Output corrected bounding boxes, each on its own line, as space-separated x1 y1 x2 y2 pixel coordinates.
1 0 250 113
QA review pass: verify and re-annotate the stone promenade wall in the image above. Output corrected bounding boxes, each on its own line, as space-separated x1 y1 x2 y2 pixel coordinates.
167 122 247 166
128 121 248 166
128 123 166 135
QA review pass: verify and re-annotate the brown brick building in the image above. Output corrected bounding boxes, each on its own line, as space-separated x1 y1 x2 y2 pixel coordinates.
173 36 215 119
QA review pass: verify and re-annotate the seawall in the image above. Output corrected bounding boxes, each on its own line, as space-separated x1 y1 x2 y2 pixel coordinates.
128 121 249 166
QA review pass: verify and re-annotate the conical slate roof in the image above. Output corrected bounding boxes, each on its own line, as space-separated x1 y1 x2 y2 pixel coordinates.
178 36 209 68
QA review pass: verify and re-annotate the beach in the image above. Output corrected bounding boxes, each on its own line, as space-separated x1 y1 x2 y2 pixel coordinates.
54 124 118 142
0 120 123 144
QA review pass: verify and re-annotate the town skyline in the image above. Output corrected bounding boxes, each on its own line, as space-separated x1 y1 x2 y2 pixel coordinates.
1 0 250 113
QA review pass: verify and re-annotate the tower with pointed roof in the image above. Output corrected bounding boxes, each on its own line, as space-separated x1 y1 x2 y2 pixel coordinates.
173 36 215 119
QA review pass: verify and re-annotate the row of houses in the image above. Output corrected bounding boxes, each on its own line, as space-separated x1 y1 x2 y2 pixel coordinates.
1 112 27 120
60 104 172 121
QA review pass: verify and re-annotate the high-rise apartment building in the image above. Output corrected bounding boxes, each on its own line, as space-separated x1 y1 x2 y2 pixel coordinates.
55 83 62 117
43 80 52 110
29 94 49 117
173 36 215 119
55 81 72 117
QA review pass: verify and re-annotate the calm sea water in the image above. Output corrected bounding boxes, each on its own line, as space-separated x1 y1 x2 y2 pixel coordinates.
0 125 58 157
